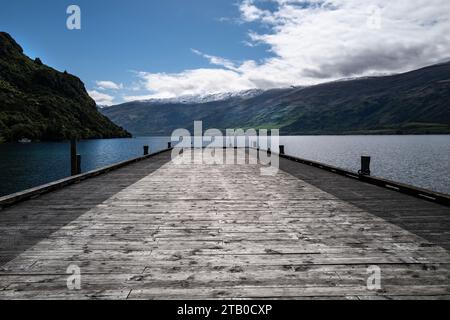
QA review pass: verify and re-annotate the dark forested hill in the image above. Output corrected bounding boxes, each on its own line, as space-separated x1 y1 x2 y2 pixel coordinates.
0 32 131 142
102 62 450 136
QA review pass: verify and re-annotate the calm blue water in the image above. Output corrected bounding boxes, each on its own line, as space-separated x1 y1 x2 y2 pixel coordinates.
279 135 450 195
0 137 170 197
0 135 449 197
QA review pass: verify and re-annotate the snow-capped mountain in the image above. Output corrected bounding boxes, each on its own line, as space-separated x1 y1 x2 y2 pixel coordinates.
101 61 450 137
133 89 265 105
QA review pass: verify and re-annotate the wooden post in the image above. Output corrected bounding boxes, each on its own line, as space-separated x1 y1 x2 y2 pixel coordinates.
168 142 172 149
279 145 285 155
76 155 82 175
70 139 77 176
143 145 149 155
359 156 371 176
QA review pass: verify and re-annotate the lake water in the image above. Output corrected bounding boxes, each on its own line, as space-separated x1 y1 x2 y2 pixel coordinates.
0 137 171 197
0 135 449 197
280 135 450 195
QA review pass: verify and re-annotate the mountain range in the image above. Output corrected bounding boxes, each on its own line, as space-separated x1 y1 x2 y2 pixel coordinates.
102 62 450 136
0 32 131 142
130 89 265 105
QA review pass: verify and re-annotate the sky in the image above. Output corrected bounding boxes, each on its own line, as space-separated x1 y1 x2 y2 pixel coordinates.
1 0 450 105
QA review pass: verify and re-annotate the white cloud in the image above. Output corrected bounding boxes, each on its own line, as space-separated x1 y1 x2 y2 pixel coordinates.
191 49 240 71
129 68 257 100
95 80 123 90
239 0 275 23
88 90 115 106
240 0 267 22
126 0 450 100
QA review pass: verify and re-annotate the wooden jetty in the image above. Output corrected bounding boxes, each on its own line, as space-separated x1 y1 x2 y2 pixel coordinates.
0 148 449 300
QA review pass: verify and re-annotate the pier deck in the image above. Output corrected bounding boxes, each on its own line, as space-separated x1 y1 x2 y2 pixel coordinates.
0 149 449 299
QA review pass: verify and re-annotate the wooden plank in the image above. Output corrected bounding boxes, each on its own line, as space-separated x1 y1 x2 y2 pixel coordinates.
0 148 173 210
0 148 449 299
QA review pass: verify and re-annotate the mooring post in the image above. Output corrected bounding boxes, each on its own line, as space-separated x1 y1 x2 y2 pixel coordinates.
76 154 82 175
143 145 149 155
279 145 285 155
268 147 271 155
168 142 172 149
70 139 78 176
359 156 371 176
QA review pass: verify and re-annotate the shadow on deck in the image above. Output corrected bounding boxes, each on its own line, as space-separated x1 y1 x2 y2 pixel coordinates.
0 151 172 267
280 157 450 251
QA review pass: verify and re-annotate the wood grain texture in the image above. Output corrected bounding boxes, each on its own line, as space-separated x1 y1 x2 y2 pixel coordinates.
0 149 449 300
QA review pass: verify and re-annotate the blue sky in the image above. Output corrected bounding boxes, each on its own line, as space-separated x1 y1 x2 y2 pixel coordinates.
0 0 271 103
1 0 449 105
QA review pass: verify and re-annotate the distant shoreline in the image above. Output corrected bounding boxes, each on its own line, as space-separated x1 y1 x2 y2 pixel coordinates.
125 132 450 138
2 132 450 144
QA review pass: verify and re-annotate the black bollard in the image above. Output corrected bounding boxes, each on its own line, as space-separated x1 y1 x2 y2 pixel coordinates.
143 145 149 155
359 156 371 176
279 145 285 155
168 142 172 149
70 139 77 176
76 154 82 175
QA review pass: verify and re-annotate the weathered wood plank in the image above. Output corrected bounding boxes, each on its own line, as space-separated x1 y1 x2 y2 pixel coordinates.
0 148 449 299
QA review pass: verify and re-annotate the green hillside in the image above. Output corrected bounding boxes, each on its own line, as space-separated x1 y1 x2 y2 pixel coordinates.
102 63 450 136
0 32 131 142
